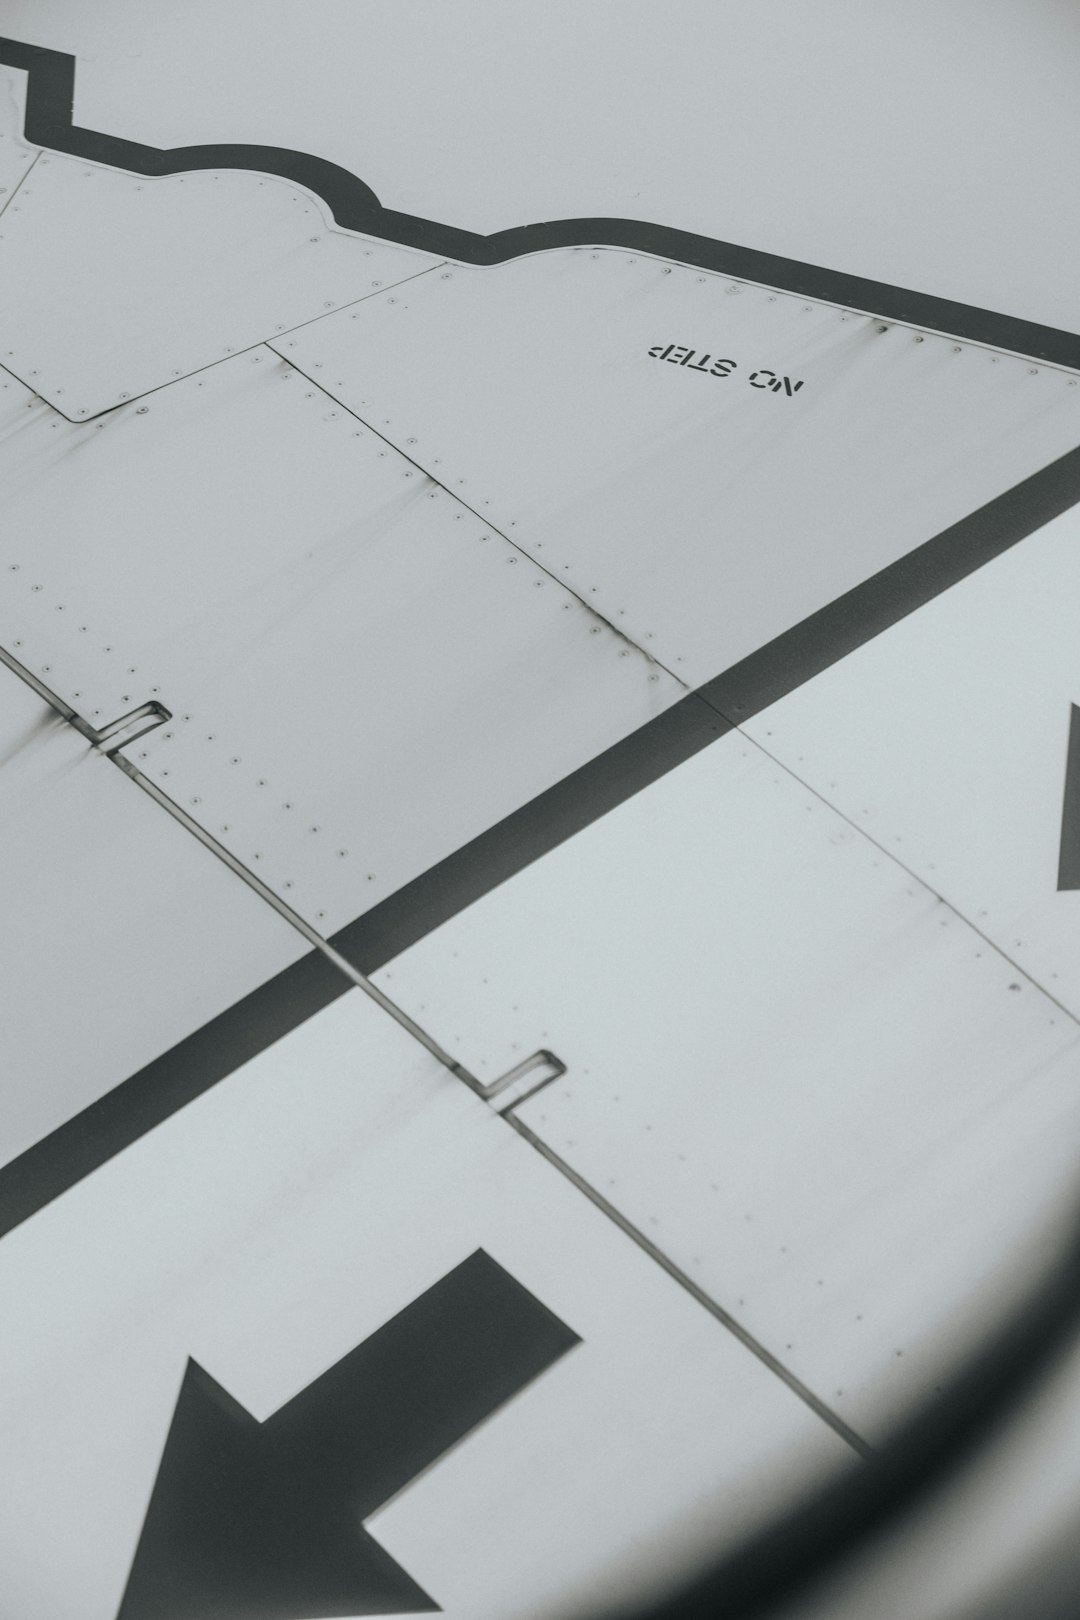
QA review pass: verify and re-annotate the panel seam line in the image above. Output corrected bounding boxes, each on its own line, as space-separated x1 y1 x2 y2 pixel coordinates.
265 346 690 686
506 1114 874 1459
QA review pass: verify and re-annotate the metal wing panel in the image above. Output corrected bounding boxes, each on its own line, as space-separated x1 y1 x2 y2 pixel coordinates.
0 352 680 934
0 153 439 415
277 249 1080 685
0 661 306 1168
371 729 1080 1440
741 503 1080 1019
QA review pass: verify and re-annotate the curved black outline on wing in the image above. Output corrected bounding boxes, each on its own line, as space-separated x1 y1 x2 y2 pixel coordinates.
3 35 1080 370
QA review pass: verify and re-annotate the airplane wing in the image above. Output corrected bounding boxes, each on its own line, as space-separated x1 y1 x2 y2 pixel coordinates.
0 7 1078 1618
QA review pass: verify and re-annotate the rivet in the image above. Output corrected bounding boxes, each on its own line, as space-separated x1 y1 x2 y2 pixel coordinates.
136 406 149 414
337 848 348 858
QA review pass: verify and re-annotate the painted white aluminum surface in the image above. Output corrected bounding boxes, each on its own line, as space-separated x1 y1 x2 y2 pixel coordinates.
0 63 37 201
14 2 1080 335
0 354 680 934
280 250 1080 685
0 661 306 1168
0 990 852 1620
374 731 1080 1441
742 506 1080 1021
0 152 439 415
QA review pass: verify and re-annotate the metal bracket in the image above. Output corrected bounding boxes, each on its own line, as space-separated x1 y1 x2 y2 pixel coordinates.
83 700 172 756
0 642 171 755
478 1049 567 1114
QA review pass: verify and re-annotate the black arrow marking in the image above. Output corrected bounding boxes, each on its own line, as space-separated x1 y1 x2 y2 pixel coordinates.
116 1250 579 1620
1 35 1080 368
1059 704 1080 891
